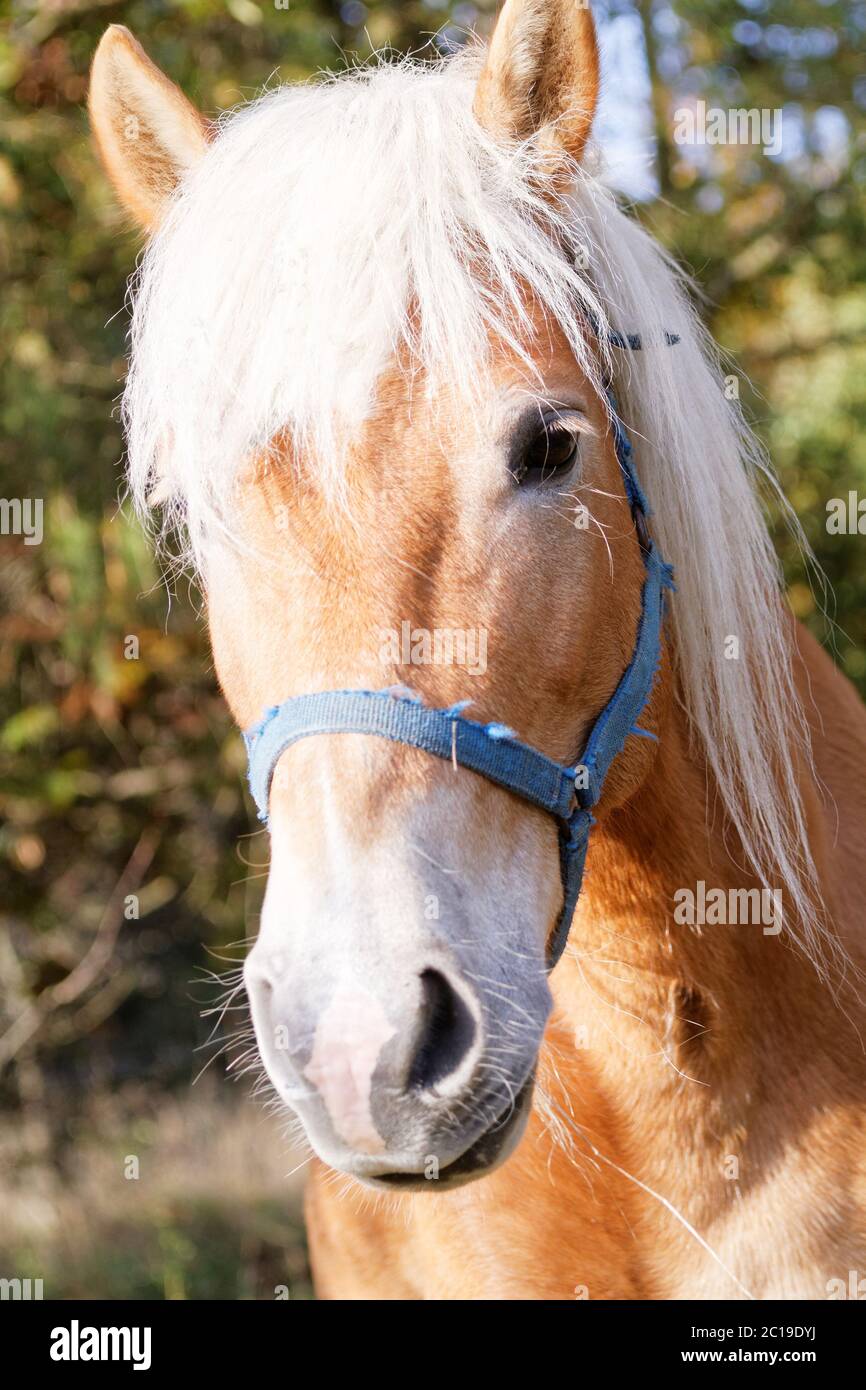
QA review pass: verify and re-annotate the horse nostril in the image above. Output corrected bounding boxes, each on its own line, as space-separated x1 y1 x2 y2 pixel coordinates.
409 968 477 1092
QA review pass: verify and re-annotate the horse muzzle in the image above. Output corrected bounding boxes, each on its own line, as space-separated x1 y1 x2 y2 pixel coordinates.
244 936 546 1189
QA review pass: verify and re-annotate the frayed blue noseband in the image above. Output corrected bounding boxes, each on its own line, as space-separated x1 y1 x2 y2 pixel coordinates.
244 390 674 970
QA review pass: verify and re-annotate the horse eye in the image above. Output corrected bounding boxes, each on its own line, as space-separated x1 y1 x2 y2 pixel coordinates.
513 424 579 486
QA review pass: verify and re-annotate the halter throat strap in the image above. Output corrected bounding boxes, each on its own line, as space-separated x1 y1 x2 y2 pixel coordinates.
243 396 674 970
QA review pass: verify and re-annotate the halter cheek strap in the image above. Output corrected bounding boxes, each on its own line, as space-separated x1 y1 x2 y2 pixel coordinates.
243 395 674 971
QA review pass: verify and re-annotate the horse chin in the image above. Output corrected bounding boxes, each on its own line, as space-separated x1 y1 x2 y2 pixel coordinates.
356 1069 537 1194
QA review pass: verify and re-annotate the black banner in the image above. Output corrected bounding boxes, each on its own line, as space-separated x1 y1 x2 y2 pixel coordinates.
1 1298 861 1375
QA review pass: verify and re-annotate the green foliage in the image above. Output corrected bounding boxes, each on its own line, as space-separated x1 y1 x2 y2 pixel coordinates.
629 0 866 670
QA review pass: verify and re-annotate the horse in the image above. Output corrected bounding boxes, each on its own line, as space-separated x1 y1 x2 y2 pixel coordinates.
88 1 866 1300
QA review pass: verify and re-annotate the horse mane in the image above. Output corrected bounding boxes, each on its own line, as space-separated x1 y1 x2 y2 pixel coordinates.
123 47 833 975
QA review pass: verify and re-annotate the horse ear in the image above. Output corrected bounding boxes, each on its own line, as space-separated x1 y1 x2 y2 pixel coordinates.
88 25 211 233
473 0 600 164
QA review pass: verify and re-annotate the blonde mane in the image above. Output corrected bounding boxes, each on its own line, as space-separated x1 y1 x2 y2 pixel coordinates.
123 49 832 974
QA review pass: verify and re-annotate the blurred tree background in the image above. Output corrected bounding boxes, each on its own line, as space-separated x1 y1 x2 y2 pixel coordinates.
0 0 863 1298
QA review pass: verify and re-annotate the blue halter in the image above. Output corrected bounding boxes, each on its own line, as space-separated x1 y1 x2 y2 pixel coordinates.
243 390 674 970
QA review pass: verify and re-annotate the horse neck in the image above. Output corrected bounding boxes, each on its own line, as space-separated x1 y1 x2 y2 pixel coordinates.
531 685 866 1295
549 677 854 1104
